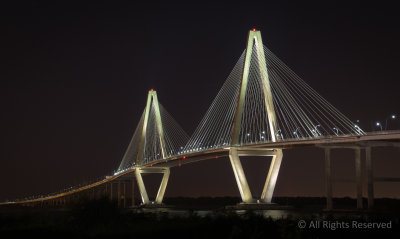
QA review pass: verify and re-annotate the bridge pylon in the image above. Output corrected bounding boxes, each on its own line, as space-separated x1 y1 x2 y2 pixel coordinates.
132 90 170 205
229 29 283 204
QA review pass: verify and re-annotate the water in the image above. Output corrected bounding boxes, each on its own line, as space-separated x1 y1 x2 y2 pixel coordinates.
134 208 316 220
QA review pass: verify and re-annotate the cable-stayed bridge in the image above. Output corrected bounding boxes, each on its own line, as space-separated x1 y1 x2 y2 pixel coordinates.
2 30 399 210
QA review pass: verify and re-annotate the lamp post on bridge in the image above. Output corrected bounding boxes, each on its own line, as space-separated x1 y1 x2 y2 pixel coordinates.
293 127 300 139
311 124 321 136
275 129 283 140
367 114 397 131
376 122 383 131
385 114 396 130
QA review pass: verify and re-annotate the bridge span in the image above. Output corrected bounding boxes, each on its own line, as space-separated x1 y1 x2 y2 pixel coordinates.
1 29 399 210
2 131 399 209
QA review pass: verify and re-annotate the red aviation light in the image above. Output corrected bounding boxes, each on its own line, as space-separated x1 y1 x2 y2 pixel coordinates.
183 156 186 159
252 28 256 31
150 88 154 91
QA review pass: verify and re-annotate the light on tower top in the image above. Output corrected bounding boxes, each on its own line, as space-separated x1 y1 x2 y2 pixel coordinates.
150 88 154 91
252 28 256 31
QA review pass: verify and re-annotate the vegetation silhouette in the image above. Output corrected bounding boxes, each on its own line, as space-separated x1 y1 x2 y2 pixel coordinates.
0 197 399 238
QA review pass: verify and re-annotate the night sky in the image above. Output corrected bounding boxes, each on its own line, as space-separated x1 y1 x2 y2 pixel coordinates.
1 1 399 201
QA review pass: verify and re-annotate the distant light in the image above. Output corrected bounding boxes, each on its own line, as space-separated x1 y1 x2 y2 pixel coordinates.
252 28 256 31
247 133 250 136
376 122 381 126
150 88 154 91
356 120 360 123
183 156 186 159
262 131 265 134
392 115 396 119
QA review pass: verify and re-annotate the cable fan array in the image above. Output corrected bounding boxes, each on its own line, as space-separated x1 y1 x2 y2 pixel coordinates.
263 45 364 140
182 51 245 153
117 110 145 170
118 41 365 166
118 100 189 170
181 43 364 154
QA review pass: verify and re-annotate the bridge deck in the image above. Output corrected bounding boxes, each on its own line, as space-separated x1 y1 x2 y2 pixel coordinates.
2 131 399 205
145 130 400 168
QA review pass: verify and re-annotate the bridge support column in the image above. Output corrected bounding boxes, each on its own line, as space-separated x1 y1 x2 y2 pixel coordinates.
117 181 121 207
110 182 113 201
261 149 283 203
131 178 135 207
320 145 377 210
366 147 374 209
229 148 253 203
324 148 333 210
135 167 170 205
123 182 127 208
355 148 363 209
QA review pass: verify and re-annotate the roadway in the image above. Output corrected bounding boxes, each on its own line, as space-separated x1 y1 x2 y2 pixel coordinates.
1 130 399 205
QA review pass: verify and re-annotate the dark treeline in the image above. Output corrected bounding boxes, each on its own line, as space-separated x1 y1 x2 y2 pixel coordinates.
164 196 400 211
1 197 399 238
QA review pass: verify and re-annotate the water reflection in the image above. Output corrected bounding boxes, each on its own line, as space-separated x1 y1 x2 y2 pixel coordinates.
134 208 315 220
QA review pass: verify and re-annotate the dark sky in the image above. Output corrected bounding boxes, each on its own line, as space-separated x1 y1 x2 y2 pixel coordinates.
1 1 399 201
